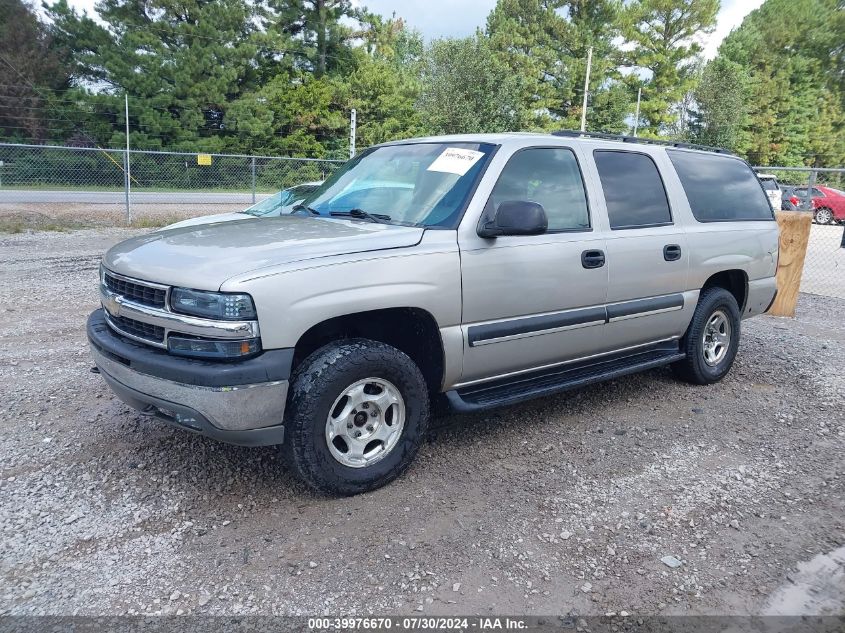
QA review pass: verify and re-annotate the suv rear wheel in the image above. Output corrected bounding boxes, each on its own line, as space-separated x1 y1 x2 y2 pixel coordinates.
672 287 741 385
283 338 430 495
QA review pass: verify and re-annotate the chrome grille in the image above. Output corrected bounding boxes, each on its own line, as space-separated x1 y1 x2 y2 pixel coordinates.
107 314 165 343
104 272 166 308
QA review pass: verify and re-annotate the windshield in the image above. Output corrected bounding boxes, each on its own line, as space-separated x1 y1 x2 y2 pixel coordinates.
242 184 320 217
299 142 496 227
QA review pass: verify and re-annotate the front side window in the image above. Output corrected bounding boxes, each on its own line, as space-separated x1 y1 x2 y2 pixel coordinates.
594 151 672 229
487 147 590 231
299 142 496 227
667 150 774 222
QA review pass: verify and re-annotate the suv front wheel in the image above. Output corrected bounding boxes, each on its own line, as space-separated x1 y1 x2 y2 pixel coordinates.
672 287 741 385
283 339 430 495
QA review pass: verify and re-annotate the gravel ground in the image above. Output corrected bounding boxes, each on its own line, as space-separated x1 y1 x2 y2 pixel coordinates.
0 228 843 618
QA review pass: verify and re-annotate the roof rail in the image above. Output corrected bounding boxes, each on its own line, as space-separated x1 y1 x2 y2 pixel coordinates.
550 130 733 155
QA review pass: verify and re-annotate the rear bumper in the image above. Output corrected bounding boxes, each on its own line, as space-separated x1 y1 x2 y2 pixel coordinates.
745 277 778 318
87 309 290 446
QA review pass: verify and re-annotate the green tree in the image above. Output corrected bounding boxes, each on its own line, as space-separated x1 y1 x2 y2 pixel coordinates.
46 0 266 151
485 0 566 127
718 0 845 166
622 0 719 136
688 57 748 150
0 0 71 142
485 0 629 131
267 0 360 77
418 36 526 135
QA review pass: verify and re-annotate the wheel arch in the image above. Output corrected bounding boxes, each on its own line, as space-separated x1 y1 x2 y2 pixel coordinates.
292 307 445 395
700 269 748 313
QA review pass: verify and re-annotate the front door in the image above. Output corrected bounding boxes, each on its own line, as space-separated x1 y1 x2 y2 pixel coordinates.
458 146 609 385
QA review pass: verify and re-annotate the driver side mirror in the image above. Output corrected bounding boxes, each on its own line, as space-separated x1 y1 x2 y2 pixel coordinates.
478 200 548 238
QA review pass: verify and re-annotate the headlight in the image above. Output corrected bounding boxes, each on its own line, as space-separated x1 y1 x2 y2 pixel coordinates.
170 288 257 320
168 336 260 359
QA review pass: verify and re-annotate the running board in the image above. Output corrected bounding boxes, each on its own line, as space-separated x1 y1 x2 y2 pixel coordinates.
446 345 685 413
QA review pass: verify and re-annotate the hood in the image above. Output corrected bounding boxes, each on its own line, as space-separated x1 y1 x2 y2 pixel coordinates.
161 212 251 230
104 216 425 290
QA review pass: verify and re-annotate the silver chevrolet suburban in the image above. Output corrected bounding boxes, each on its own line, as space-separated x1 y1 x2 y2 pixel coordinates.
88 131 779 495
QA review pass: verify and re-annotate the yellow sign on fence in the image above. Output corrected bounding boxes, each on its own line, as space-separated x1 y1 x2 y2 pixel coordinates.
197 153 212 166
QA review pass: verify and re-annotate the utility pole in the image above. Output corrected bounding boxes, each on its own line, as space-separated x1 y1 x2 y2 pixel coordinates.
580 47 592 133
251 156 256 204
124 93 132 224
349 108 357 159
633 87 642 137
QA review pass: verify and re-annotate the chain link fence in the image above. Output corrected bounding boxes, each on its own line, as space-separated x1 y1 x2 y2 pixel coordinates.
753 166 845 300
0 143 343 228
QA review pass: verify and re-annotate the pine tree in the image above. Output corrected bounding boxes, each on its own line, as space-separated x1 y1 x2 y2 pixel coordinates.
0 0 71 142
485 0 629 132
621 0 719 136
46 0 266 150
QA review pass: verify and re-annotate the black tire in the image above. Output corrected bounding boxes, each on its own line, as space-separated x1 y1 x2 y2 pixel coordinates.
672 287 741 385
282 338 430 496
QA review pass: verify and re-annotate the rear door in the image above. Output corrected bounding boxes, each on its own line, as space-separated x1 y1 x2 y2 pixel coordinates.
590 149 692 351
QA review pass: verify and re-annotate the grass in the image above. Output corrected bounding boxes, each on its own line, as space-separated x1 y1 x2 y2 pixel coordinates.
0 212 188 232
0 216 93 234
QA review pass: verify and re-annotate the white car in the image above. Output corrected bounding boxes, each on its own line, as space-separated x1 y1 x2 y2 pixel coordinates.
163 182 323 230
757 174 782 211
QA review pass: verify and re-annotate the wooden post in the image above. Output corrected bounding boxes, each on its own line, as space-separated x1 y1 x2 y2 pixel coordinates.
768 210 812 317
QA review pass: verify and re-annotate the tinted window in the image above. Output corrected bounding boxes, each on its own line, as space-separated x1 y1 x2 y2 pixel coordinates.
760 178 778 190
594 151 671 229
489 147 590 231
667 150 774 222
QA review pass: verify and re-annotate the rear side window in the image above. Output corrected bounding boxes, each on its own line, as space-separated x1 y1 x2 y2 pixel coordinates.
667 150 774 222
593 151 672 229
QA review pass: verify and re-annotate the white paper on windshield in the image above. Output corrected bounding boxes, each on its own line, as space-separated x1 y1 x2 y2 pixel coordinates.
426 147 484 176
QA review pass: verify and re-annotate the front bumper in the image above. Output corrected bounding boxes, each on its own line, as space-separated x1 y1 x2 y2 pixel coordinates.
87 309 291 446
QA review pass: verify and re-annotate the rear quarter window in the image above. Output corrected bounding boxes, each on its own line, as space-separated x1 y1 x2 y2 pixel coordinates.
667 150 774 222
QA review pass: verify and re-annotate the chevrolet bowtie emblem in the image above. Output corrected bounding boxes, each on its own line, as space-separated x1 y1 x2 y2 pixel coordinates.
104 294 121 317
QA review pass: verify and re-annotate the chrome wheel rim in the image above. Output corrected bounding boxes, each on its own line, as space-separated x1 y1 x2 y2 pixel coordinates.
816 209 832 224
325 378 406 468
702 310 731 367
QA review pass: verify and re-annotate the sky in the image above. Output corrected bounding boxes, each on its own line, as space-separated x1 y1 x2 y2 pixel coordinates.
64 0 765 60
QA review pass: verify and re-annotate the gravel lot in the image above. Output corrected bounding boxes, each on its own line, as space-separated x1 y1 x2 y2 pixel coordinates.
0 228 843 617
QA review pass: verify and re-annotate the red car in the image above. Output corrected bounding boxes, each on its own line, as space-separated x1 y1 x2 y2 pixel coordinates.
801 185 845 224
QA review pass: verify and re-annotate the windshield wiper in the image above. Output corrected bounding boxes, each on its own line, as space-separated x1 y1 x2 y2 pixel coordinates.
329 208 392 223
291 204 320 216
